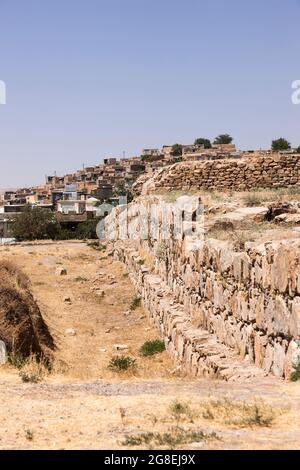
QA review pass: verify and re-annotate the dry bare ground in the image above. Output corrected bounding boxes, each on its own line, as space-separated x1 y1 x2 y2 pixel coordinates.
0 241 300 450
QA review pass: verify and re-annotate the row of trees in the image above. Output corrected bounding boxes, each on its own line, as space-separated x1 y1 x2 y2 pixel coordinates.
171 136 300 156
171 134 234 156
11 206 100 241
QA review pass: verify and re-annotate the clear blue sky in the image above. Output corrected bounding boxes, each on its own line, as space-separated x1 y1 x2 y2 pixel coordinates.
0 0 300 187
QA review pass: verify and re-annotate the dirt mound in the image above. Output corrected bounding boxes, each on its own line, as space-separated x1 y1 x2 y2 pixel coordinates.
0 261 55 366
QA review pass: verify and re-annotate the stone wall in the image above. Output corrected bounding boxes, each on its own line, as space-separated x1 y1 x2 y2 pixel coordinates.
107 198 300 380
135 153 300 195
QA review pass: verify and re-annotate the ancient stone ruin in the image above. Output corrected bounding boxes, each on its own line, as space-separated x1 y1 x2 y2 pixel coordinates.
133 153 300 195
105 195 300 381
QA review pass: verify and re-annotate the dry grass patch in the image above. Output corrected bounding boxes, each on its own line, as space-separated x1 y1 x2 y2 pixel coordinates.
200 398 276 428
122 427 220 449
18 354 49 383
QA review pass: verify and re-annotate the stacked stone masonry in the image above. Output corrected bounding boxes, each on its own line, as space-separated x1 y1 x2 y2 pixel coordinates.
137 153 300 195
107 197 300 380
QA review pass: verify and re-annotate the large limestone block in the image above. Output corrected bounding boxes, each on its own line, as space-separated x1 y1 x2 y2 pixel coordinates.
290 297 300 338
273 295 290 336
0 341 7 365
284 340 300 378
271 245 290 293
263 343 274 373
254 332 268 368
272 342 286 377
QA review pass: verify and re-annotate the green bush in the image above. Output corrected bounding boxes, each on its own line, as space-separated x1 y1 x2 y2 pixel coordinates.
74 218 101 239
129 296 141 311
108 356 136 372
290 361 300 382
8 353 28 369
140 339 165 357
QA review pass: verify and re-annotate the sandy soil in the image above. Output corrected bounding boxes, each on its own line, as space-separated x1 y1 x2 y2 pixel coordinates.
0 241 299 450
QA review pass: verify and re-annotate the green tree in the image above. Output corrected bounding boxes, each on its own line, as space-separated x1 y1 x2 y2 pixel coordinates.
171 144 183 156
214 134 234 145
11 206 59 241
194 138 212 148
271 138 291 152
74 217 101 240
296 146 300 154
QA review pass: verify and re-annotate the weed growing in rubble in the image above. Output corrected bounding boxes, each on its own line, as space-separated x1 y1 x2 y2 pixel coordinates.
290 361 300 382
129 296 141 311
140 339 165 357
155 242 167 261
108 356 136 372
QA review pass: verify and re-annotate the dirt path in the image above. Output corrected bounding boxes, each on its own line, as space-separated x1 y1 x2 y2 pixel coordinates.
0 242 300 450
0 241 173 379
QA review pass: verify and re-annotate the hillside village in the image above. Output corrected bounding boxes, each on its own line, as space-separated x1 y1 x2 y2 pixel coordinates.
1 136 299 240
0 139 237 238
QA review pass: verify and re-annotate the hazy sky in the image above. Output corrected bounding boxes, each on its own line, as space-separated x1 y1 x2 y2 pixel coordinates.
0 0 300 187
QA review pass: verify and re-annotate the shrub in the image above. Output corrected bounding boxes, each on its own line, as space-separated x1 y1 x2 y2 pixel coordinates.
108 356 136 372
25 429 34 441
122 427 219 449
87 241 106 251
169 400 194 425
140 339 165 357
8 353 29 369
129 296 141 311
19 371 41 383
74 218 101 240
290 361 300 382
